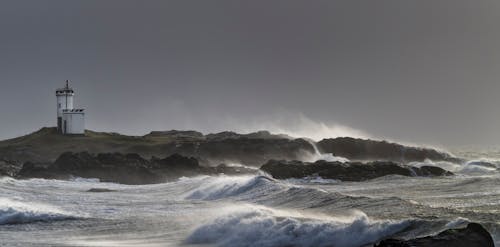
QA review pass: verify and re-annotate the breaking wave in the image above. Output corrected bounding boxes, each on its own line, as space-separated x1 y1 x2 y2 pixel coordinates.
0 198 78 225
186 207 411 247
408 159 499 175
185 175 282 200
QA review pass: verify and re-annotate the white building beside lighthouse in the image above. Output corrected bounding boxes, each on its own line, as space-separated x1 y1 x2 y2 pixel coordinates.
56 80 85 135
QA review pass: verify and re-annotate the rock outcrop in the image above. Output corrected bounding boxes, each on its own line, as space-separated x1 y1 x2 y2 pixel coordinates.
17 152 257 184
260 160 453 181
0 127 315 166
0 159 20 177
318 137 462 163
0 127 462 170
375 223 494 247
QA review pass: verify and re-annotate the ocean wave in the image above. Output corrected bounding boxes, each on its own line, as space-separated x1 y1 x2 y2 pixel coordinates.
0 198 78 225
408 160 461 172
185 175 282 200
460 160 498 174
408 159 498 175
286 176 341 185
185 207 411 247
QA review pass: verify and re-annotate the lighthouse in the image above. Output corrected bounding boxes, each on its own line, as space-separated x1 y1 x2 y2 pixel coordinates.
56 80 85 135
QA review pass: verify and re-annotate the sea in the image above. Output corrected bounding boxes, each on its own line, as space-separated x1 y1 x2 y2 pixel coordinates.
1 150 499 247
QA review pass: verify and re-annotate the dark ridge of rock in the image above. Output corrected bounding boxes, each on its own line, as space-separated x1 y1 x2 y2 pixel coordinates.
195 137 315 166
317 137 462 163
0 127 314 167
150 153 199 170
52 152 101 171
415 165 454 176
16 152 258 184
19 152 162 184
86 188 117 192
206 130 291 140
375 223 494 247
0 127 461 168
144 130 204 139
0 159 21 177
205 131 242 140
17 161 57 179
260 160 453 181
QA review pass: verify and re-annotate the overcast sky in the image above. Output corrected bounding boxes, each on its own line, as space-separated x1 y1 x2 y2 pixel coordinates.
1 0 500 147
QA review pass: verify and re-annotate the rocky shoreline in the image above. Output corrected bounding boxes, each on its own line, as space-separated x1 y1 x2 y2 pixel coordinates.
0 127 462 166
1 151 456 184
0 127 466 184
260 159 453 181
10 152 256 184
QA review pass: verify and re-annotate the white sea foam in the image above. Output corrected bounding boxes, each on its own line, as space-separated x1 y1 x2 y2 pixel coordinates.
286 176 341 185
302 140 350 163
0 198 77 225
186 207 411 247
408 159 498 175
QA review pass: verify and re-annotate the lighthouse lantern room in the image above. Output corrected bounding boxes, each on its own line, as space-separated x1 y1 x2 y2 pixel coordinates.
56 80 85 135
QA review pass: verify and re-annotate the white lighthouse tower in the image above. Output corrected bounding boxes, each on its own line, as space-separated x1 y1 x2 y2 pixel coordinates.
56 80 85 135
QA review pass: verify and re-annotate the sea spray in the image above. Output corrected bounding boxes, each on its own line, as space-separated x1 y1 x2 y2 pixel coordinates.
0 198 77 225
185 206 411 247
185 175 281 200
302 140 349 163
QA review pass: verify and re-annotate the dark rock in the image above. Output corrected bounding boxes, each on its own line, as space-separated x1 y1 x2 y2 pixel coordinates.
0 159 21 177
195 138 315 166
260 160 453 181
375 223 494 247
17 161 60 179
414 165 454 176
206 130 291 140
144 130 204 139
151 153 199 170
87 188 117 192
19 152 160 184
15 152 257 184
52 152 100 170
0 127 461 168
317 137 462 163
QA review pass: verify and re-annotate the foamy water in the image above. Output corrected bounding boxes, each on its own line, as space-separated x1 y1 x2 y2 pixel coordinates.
1 155 500 246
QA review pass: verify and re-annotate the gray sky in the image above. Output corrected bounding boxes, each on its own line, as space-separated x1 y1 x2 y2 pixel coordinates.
1 0 500 147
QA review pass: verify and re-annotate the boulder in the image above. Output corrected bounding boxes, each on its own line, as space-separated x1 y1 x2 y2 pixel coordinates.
375 223 494 247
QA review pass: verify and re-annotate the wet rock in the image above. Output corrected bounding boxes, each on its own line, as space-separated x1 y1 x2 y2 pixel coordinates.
15 152 257 184
375 223 494 247
195 137 315 166
87 188 117 192
150 153 199 170
317 137 462 163
0 159 21 177
260 160 453 181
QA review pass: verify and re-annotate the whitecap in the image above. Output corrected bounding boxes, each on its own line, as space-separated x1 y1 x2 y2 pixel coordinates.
0 198 78 225
186 207 411 247
184 175 281 200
